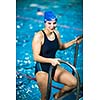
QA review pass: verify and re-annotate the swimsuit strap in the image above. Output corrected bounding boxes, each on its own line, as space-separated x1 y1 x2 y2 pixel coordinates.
42 30 57 40
42 30 47 38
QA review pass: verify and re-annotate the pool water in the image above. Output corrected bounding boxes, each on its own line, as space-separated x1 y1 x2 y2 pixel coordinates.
16 0 83 100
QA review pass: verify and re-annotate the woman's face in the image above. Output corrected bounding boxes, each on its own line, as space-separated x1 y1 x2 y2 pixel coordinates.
45 20 57 32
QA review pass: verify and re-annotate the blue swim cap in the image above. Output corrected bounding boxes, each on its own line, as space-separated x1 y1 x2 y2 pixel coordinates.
44 11 57 22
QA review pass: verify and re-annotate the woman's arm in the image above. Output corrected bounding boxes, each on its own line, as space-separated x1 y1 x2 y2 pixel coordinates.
32 32 60 66
55 31 82 50
32 32 50 63
61 39 76 50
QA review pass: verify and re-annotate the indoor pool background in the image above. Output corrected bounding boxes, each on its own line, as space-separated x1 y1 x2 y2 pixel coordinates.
16 0 83 100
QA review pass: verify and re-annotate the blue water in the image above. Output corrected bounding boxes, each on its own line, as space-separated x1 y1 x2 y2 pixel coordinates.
16 0 83 100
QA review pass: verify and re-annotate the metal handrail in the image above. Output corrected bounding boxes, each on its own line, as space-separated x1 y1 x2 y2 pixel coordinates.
72 42 79 75
46 59 80 100
46 66 53 100
58 59 80 100
73 34 83 75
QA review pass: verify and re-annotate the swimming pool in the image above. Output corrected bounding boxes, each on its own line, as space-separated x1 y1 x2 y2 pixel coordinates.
16 0 83 100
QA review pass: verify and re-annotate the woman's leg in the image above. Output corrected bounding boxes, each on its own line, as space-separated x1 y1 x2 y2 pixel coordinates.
36 71 48 100
53 66 77 99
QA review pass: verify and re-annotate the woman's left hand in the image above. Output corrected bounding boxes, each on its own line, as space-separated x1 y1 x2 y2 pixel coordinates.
75 35 83 44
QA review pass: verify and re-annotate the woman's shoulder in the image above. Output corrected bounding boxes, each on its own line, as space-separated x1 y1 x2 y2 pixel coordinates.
54 30 60 38
34 30 44 39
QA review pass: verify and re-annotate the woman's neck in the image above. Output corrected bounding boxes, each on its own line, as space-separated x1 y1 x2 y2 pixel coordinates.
43 28 55 41
44 28 53 36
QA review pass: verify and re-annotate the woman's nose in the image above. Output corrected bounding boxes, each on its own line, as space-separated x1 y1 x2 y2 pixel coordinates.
50 24 56 29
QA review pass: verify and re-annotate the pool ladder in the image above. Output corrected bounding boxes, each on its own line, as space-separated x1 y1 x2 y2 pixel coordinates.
46 59 81 100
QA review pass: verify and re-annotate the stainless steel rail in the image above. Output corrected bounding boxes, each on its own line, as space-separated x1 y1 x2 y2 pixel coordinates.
46 59 80 100
46 66 53 100
57 59 80 100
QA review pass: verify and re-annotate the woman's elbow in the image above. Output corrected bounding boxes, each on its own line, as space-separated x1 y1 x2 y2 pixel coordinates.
34 56 37 61
33 54 39 61
59 45 65 50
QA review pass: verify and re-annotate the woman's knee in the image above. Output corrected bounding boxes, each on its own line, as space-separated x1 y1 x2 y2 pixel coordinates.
36 72 48 83
60 72 77 88
71 77 77 88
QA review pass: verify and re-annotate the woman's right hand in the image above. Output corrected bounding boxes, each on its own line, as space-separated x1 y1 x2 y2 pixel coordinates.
50 58 60 67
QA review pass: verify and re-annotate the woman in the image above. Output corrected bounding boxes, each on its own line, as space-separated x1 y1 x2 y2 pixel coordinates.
32 11 82 100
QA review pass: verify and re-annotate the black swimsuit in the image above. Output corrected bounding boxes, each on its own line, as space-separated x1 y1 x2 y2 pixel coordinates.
35 30 59 76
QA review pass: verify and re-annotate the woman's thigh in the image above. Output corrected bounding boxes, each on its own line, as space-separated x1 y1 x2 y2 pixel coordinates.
53 66 77 86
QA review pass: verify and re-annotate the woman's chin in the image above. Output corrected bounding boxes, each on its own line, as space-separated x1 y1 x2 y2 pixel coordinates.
49 29 54 32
